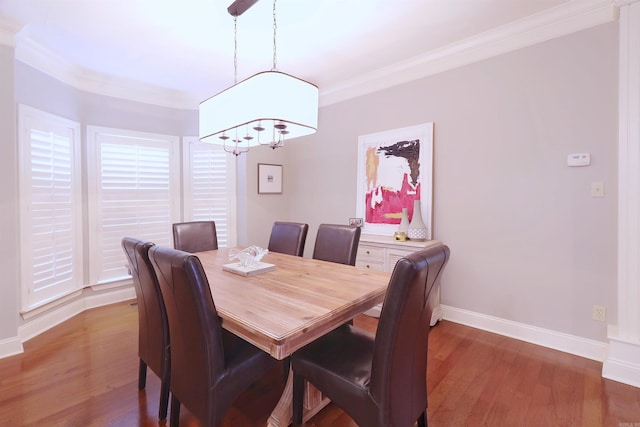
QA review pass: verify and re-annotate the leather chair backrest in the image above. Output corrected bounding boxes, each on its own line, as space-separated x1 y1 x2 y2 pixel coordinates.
149 245 225 419
370 245 450 426
312 224 361 266
172 221 218 253
268 222 309 257
121 237 169 374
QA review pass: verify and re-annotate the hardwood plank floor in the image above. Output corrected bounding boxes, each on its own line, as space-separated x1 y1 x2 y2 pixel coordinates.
1 301 639 426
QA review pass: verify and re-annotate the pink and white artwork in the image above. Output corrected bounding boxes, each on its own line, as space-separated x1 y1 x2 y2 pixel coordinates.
356 123 433 238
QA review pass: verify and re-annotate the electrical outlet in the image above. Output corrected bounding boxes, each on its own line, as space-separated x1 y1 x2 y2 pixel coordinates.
592 305 606 322
591 182 605 197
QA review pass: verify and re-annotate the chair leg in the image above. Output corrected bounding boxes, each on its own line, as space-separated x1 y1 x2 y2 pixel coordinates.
170 395 181 427
138 359 147 389
158 379 170 420
417 410 427 427
292 373 305 427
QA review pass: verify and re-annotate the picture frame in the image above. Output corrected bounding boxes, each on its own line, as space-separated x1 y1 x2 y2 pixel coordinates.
258 163 283 194
355 123 434 238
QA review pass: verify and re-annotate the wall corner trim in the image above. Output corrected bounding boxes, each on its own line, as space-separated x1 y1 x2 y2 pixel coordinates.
0 15 22 47
603 329 640 388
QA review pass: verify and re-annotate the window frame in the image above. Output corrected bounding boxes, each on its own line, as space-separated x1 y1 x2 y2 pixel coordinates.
86 125 181 286
18 105 83 312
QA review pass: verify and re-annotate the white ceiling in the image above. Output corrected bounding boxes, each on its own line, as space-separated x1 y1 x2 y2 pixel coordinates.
0 0 613 107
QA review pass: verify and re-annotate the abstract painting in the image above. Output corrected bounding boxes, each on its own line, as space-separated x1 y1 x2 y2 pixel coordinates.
356 123 433 237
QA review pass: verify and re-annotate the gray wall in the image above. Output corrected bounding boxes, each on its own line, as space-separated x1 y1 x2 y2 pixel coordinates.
0 45 19 341
0 21 618 345
245 23 618 342
15 63 198 135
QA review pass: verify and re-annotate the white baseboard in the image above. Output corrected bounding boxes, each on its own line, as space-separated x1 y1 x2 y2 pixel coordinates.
0 285 135 359
441 305 609 362
602 327 640 388
85 286 135 310
0 336 23 358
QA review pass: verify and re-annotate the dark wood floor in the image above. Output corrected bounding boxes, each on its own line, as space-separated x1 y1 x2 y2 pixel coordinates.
1 301 639 427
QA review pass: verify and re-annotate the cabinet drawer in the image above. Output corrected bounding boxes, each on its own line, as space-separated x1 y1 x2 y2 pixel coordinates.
387 248 420 269
357 245 385 260
356 259 385 271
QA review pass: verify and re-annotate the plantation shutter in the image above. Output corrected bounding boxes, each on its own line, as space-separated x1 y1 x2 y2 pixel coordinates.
87 126 180 285
18 106 83 311
183 137 237 248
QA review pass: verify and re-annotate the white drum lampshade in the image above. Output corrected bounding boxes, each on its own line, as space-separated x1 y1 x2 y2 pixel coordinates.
199 70 319 150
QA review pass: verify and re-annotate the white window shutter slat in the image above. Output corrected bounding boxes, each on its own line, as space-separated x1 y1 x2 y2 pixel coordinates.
87 127 180 285
182 137 236 248
18 105 83 311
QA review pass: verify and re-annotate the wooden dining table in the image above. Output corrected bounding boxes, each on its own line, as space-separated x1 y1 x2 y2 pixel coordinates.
196 247 391 426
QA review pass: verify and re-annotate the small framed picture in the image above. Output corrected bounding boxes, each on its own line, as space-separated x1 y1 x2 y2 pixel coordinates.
258 163 283 194
349 217 363 227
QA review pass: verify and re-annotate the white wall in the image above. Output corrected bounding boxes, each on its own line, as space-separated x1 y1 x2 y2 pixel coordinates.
250 23 618 343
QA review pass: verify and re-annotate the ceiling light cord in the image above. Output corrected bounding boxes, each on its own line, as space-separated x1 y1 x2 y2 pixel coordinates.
233 16 238 84
272 0 277 71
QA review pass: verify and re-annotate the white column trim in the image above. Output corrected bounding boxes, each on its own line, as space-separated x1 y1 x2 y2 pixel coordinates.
603 1 640 387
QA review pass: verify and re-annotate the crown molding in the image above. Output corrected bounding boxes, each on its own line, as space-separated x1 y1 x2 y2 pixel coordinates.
9 0 618 110
14 36 200 110
320 0 618 106
0 15 22 48
616 0 640 7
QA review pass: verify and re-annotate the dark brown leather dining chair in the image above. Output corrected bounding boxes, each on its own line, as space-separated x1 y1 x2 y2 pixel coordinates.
312 223 361 266
267 221 309 257
172 221 218 253
121 237 170 421
148 245 279 427
291 244 451 427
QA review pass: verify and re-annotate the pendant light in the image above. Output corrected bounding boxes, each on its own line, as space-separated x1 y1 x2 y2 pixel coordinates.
199 0 319 156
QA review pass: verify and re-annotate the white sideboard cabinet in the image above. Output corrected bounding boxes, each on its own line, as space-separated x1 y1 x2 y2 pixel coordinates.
356 234 443 325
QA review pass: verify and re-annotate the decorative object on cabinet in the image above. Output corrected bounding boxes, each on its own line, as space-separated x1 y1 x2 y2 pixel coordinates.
393 231 407 242
398 207 409 234
356 234 443 325
349 217 363 227
258 163 283 194
407 199 428 241
355 123 433 239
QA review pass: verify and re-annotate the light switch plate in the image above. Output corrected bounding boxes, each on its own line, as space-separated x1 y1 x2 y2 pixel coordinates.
567 153 591 166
